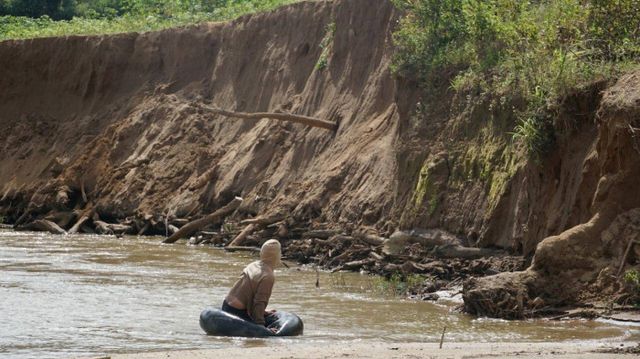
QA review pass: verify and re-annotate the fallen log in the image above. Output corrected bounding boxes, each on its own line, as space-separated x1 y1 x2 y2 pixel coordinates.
240 213 285 226
163 197 243 244
549 309 599 321
17 219 67 235
302 229 340 239
188 236 207 245
431 244 502 259
137 222 151 236
332 258 376 272
80 180 88 204
167 224 179 235
383 261 435 275
327 247 371 267
203 104 338 131
171 218 190 227
44 211 76 229
312 238 341 248
353 231 386 246
229 213 286 246
228 223 258 247
94 220 133 235
383 229 463 255
69 203 95 234
369 251 385 261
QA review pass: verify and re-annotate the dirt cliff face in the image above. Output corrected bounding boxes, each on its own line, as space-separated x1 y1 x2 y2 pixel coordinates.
464 72 640 317
0 0 639 315
0 0 402 228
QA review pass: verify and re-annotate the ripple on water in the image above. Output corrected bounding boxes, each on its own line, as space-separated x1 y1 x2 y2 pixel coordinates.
1 232 638 359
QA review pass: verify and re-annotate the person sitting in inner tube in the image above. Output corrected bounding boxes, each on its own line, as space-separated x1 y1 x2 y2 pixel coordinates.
222 239 282 331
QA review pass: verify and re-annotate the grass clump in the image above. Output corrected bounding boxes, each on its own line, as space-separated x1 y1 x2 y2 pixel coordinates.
392 0 640 158
623 269 640 306
372 273 426 296
0 0 299 41
315 21 335 71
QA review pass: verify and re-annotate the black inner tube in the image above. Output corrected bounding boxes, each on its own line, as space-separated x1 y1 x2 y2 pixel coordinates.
199 307 304 337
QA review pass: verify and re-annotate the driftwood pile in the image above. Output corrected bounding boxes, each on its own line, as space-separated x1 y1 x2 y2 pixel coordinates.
6 194 526 301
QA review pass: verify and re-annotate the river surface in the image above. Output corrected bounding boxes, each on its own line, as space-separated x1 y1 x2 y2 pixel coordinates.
1 230 638 358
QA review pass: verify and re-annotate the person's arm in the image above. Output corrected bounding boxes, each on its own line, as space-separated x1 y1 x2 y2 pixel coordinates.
251 275 274 325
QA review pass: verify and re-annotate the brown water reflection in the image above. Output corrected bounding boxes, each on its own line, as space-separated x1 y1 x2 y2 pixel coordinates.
1 230 638 358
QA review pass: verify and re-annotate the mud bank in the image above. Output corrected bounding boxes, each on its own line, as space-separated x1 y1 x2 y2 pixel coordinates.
1 0 639 317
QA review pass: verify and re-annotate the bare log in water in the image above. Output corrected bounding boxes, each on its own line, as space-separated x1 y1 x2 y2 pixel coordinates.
68 204 95 234
18 219 67 235
94 220 133 235
162 197 243 244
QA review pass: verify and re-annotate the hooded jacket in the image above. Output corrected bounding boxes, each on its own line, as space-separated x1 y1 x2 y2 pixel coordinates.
225 239 281 325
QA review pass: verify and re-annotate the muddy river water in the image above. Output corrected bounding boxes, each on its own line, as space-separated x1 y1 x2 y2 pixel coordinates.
1 230 638 358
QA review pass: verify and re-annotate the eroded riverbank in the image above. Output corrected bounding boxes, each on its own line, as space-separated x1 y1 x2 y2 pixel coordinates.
1 231 639 359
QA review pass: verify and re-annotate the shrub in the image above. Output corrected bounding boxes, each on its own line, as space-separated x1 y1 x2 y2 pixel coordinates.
392 0 640 158
315 21 335 71
623 268 640 305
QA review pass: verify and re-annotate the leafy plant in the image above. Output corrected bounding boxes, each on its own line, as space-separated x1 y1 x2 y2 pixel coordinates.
392 0 640 159
315 21 335 71
623 268 640 306
511 115 555 159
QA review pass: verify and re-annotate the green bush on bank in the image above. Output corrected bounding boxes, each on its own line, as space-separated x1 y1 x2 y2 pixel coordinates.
0 0 297 41
392 0 640 158
623 269 640 306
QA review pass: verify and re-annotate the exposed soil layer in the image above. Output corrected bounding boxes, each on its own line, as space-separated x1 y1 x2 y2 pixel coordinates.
464 72 640 318
0 0 639 317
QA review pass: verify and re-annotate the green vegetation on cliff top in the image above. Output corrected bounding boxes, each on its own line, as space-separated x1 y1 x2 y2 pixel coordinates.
0 0 298 40
2 1 639 161
392 0 640 158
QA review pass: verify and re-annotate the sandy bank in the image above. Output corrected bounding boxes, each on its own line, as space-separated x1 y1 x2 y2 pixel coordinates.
107 341 639 359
